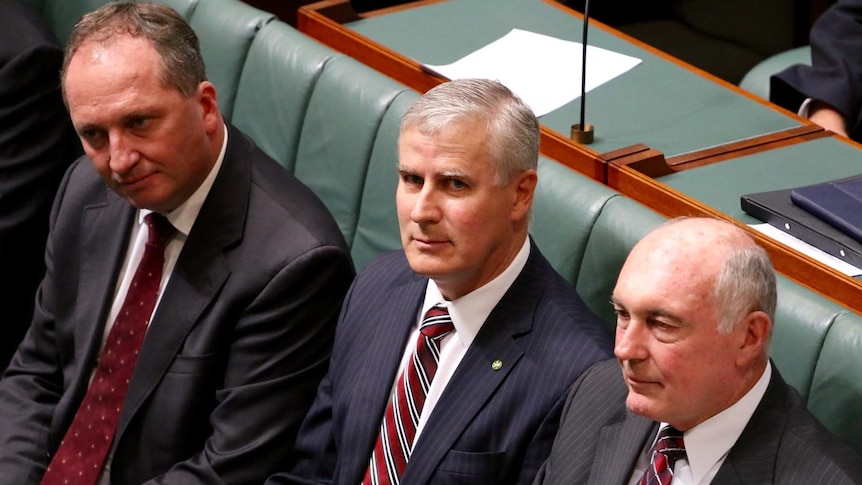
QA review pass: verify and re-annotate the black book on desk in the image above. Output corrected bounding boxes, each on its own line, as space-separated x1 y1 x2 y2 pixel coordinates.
790 175 862 244
740 186 862 268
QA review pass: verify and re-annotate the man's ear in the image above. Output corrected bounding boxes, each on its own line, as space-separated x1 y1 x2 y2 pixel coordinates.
510 169 538 222
197 81 220 134
736 310 771 367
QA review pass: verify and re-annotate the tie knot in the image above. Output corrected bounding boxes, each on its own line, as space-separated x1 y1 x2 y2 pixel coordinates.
145 213 175 247
654 425 686 460
420 305 454 339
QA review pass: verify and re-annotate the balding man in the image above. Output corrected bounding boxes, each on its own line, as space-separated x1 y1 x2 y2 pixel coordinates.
534 217 862 484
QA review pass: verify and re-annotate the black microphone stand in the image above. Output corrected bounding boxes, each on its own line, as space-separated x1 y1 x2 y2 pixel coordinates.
571 0 595 144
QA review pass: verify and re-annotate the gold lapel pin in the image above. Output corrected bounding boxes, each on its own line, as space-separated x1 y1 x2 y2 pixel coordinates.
491 360 503 371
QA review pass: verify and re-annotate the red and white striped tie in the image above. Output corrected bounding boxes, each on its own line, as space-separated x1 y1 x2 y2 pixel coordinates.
362 305 455 485
639 425 686 485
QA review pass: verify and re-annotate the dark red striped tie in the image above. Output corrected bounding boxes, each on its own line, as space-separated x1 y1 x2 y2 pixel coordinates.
362 305 455 485
41 214 174 485
639 425 687 485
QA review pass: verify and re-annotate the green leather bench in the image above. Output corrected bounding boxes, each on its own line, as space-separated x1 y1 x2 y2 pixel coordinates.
23 0 862 456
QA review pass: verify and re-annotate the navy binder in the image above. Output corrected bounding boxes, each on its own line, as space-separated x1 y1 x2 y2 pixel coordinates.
790 175 862 244
741 186 862 268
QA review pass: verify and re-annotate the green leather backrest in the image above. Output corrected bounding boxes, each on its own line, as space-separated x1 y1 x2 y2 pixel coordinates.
808 312 862 452
531 158 620 286
770 276 841 400
157 0 198 19
40 0 110 45
350 90 419 270
293 55 412 252
184 0 274 121
232 20 337 171
577 196 666 330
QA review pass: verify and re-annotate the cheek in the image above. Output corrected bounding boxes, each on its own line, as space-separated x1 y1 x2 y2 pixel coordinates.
395 190 413 221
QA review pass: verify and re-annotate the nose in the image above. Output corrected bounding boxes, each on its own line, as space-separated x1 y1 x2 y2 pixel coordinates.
410 185 441 224
614 320 648 362
107 131 140 175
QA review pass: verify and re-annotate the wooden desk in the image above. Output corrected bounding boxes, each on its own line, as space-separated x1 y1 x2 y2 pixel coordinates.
608 135 862 315
298 0 819 183
298 0 862 314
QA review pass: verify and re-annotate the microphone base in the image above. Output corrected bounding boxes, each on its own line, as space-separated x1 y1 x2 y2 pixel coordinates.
571 123 595 144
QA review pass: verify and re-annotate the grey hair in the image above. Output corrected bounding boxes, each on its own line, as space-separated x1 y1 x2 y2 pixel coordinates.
400 78 539 186
713 244 777 335
62 2 206 101
651 216 777 336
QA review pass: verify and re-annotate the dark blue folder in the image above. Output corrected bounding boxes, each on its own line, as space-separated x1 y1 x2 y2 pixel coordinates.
741 186 862 268
790 175 862 244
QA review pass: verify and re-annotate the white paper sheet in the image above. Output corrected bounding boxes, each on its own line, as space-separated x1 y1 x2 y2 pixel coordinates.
748 223 862 276
423 28 642 117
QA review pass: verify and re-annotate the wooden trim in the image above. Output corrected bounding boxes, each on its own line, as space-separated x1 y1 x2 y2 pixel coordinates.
606 163 862 316
666 125 829 171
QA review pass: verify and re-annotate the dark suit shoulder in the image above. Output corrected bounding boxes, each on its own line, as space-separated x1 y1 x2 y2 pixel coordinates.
774 382 862 483
229 127 349 255
516 247 614 361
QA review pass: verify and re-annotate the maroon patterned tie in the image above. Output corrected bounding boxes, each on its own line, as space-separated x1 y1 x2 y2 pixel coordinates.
362 305 455 485
638 425 687 485
41 214 174 485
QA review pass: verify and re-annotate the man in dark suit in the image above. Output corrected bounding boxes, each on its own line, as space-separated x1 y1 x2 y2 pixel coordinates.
268 78 613 485
0 3 354 484
534 217 862 484
771 0 862 142
0 0 80 370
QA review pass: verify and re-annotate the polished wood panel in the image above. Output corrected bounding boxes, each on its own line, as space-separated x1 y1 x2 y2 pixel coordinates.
297 0 862 315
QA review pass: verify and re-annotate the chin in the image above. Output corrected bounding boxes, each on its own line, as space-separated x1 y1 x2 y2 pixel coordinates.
625 394 660 421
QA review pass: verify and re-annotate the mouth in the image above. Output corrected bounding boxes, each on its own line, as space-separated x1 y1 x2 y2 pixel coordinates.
624 373 659 390
116 172 154 190
411 235 448 247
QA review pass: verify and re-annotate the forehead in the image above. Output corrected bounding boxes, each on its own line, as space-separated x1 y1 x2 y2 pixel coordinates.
614 234 720 316
399 121 493 172
66 35 163 92
64 36 175 121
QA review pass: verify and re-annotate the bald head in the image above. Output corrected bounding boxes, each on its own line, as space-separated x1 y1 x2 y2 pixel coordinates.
612 217 776 429
630 217 776 333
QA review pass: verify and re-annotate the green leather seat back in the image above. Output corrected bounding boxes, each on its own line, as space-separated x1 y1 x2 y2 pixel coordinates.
232 21 336 170
41 0 110 45
185 0 274 121
350 90 418 270
157 0 198 19
531 158 619 286
293 55 412 250
577 196 665 330
808 312 862 452
770 276 841 400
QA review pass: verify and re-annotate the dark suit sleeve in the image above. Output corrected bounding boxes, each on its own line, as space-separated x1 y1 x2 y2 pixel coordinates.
265 281 359 485
771 0 862 137
0 160 80 485
146 244 354 484
0 22 79 369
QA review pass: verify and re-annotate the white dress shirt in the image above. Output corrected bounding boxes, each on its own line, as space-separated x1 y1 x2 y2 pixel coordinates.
628 362 772 485
97 124 227 484
390 237 531 445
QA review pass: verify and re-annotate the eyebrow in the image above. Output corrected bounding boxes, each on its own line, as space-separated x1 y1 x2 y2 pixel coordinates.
609 296 686 325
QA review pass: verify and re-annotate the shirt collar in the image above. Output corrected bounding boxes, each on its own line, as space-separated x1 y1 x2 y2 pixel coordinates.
670 361 772 484
422 237 531 348
139 123 228 235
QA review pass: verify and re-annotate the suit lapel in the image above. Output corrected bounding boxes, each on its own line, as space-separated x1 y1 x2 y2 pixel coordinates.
591 415 655 484
73 195 135 393
401 246 547 483
713 366 786 484
115 125 249 439
343 274 426 483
